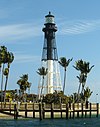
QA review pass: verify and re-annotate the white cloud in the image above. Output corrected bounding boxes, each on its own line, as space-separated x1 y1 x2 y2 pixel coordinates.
13 52 40 63
58 19 100 35
0 19 100 43
0 23 42 42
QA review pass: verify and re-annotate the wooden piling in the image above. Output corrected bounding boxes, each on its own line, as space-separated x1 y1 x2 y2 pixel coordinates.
14 104 16 119
69 103 71 119
90 103 91 118
86 101 88 109
96 103 99 117
77 103 79 118
14 104 18 119
66 104 68 119
77 111 79 118
25 103 27 118
51 103 54 119
39 103 43 120
60 103 62 118
85 111 87 118
72 103 75 118
42 103 45 119
9 102 11 113
33 103 35 118
81 103 84 118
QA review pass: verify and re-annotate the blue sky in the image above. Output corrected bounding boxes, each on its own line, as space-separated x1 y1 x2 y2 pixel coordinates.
0 0 100 102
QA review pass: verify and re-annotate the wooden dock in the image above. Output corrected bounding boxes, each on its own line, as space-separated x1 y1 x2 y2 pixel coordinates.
0 102 99 120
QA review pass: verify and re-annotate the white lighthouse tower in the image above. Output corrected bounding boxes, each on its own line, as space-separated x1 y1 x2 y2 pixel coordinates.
38 12 62 96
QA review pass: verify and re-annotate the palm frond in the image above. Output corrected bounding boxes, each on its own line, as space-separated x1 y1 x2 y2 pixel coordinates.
37 66 48 76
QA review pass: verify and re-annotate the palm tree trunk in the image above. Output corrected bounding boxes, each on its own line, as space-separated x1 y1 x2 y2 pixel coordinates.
28 87 30 94
63 68 66 94
81 82 85 95
4 66 10 105
1 64 5 104
77 83 81 102
41 76 44 95
4 74 9 104
40 76 44 107
78 83 81 94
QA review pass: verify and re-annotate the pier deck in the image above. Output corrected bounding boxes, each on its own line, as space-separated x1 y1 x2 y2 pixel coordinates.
0 102 99 119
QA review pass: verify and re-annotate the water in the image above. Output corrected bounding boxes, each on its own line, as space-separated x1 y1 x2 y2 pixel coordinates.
0 118 100 127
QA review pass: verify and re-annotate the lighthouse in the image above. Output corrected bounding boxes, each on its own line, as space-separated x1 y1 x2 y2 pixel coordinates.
38 12 62 96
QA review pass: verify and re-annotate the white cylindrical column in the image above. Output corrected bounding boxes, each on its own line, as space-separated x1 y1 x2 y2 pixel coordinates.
47 60 53 94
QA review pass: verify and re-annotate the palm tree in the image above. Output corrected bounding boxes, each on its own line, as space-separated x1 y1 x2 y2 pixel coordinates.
17 74 31 102
77 74 87 93
37 67 48 97
17 74 31 94
80 61 94 94
3 52 14 103
0 46 8 103
73 59 94 96
0 47 4 102
83 87 93 102
59 57 73 94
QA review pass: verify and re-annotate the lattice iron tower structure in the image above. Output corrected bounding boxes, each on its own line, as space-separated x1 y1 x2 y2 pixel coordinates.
38 12 62 96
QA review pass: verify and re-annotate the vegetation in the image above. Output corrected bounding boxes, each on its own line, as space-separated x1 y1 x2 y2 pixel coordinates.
59 57 73 94
83 87 93 102
73 59 94 102
37 67 48 98
17 74 31 102
0 46 14 103
43 91 69 104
